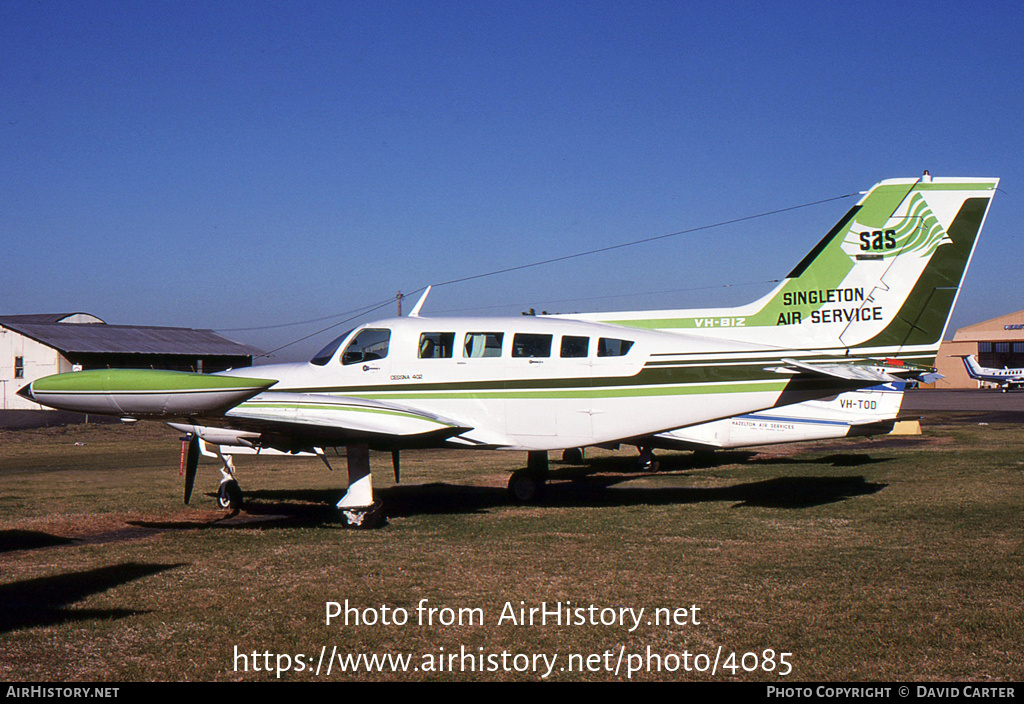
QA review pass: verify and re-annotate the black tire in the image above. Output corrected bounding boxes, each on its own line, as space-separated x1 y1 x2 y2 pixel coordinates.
561 447 585 464
508 469 545 504
217 479 243 510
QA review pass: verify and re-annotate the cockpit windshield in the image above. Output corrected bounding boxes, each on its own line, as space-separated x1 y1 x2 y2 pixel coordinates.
310 329 353 366
341 328 391 365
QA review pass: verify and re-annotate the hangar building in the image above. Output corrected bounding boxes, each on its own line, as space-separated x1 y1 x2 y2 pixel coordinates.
1 313 259 411
933 310 1024 389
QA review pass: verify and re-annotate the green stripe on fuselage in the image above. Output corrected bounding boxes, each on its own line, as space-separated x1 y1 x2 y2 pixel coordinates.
352 380 790 401
277 353 908 401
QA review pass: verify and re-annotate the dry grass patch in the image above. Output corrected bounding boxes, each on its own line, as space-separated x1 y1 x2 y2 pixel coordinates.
0 415 1022 681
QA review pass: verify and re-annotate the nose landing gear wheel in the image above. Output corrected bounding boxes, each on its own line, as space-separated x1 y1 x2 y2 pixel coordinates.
217 479 243 510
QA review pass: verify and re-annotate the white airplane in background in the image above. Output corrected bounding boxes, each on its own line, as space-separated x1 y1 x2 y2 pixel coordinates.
20 175 999 527
957 355 1024 391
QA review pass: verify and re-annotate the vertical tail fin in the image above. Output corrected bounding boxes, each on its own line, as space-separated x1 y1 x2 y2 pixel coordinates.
577 175 998 364
958 354 985 380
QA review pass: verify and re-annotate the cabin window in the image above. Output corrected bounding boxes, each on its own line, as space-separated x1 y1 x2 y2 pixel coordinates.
512 333 552 358
464 332 503 358
341 328 391 365
310 329 353 366
560 336 589 358
419 332 455 359
597 338 634 357
14 356 24 379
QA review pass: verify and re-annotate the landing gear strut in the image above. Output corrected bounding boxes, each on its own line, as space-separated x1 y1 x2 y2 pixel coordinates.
336 443 387 529
214 449 244 510
181 434 245 510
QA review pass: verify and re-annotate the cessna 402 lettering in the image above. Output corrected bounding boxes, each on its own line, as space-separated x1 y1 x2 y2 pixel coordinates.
19 175 998 527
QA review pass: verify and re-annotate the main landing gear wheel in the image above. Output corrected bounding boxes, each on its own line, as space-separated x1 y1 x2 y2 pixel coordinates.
561 447 585 465
508 469 546 504
338 500 387 529
217 479 243 510
637 446 660 472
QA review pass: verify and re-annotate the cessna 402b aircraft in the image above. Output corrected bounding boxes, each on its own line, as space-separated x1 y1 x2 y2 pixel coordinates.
19 175 998 527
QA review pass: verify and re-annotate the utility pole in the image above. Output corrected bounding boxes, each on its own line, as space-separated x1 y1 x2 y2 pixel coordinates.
396 291 403 316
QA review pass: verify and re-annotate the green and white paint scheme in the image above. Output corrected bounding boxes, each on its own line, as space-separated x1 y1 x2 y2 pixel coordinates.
19 175 998 526
566 176 997 364
23 369 276 417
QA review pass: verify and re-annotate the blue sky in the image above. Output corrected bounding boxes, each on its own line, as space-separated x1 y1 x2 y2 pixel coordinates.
3 1 1022 361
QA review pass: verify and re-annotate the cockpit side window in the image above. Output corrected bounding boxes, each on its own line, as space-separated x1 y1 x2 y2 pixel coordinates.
310 329 353 366
341 328 391 365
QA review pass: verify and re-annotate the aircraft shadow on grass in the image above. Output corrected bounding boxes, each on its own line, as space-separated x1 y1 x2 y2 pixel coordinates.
379 474 887 516
125 451 889 529
0 562 184 633
380 450 890 515
0 529 76 554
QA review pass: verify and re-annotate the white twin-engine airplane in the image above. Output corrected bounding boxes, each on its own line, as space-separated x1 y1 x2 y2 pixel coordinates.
956 355 1024 391
19 175 999 527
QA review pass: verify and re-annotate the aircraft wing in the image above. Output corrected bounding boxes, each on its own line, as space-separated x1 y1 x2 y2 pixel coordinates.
210 391 472 451
20 369 472 451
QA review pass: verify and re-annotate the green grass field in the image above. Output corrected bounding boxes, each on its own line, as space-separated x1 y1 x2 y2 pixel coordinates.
0 416 1021 681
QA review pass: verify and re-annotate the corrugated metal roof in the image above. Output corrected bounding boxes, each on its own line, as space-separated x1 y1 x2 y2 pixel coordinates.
0 315 259 357
0 312 105 324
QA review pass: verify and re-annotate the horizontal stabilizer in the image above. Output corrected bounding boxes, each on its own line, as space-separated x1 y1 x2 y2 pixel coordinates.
771 358 902 383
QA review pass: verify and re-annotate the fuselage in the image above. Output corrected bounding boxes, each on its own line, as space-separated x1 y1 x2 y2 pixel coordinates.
219 314 876 451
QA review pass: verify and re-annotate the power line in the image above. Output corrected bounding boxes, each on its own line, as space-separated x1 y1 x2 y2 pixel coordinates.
221 190 857 356
254 296 400 359
429 192 857 289
218 297 399 333
432 278 783 315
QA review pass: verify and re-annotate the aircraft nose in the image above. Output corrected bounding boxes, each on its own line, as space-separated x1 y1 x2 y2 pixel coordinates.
16 383 35 402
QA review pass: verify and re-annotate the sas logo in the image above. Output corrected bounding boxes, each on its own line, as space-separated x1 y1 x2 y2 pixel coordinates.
858 230 897 251
842 193 949 261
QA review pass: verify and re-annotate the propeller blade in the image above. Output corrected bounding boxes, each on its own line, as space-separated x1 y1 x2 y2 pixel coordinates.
392 450 401 483
183 435 200 504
